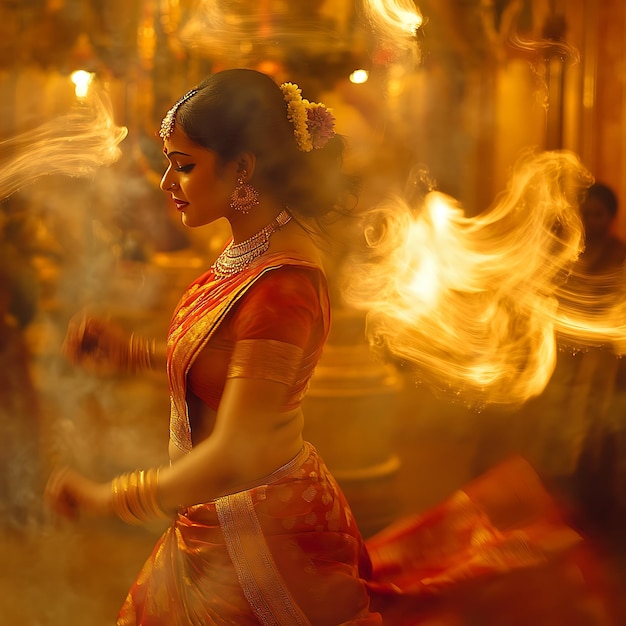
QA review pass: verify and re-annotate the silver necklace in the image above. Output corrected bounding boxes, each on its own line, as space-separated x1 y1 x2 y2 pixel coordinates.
212 209 292 279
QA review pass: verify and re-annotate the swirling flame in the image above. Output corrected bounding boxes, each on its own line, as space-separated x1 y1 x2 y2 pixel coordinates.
344 150 604 405
362 0 424 63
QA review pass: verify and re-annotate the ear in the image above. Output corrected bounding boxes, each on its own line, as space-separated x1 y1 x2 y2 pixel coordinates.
236 152 257 180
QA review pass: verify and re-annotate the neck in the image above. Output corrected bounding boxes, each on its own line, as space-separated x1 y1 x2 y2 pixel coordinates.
229 201 287 244
211 208 292 279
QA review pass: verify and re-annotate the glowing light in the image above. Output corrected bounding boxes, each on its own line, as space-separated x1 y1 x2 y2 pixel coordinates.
344 150 615 406
364 0 423 35
350 69 370 84
0 83 128 201
181 0 347 60
71 70 95 99
362 0 423 64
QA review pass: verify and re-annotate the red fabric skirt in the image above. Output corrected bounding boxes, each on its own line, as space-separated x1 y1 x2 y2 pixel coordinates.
117 443 381 625
118 448 617 625
367 456 618 625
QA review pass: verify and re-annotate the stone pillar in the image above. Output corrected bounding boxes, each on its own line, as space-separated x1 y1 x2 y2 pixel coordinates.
302 308 403 537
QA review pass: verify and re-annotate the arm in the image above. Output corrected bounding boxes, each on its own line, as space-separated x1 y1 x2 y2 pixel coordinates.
63 313 163 374
45 362 301 520
158 374 300 510
46 267 324 522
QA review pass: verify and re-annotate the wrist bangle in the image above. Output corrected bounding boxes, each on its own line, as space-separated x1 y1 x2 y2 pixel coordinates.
111 468 170 525
127 334 156 372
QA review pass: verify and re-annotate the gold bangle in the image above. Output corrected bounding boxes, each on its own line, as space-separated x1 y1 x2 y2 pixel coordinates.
145 468 170 520
112 474 139 524
110 468 170 525
128 334 156 372
127 471 143 519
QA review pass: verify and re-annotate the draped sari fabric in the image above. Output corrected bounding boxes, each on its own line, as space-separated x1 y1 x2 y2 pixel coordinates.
117 252 617 625
118 252 382 624
366 456 618 625
117 450 615 626
166 252 328 454
117 443 382 625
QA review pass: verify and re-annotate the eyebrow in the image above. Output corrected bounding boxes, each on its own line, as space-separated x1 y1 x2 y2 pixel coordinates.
163 149 192 158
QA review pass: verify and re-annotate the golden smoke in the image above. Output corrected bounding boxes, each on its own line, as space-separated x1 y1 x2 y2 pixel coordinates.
556 268 626 352
180 0 349 59
0 83 127 201
344 150 613 406
363 0 423 38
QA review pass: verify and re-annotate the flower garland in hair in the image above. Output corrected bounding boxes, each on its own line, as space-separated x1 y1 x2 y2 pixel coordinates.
280 82 335 152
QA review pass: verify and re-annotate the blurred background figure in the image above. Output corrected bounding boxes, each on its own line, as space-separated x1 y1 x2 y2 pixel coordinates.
471 180 626 538
568 182 626 528
0 195 43 529
518 181 626 529
577 183 626 275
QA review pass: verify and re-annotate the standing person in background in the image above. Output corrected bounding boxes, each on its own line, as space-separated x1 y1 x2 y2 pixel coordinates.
45 69 616 625
508 183 626 497
568 182 626 526
525 181 626 527
576 182 626 275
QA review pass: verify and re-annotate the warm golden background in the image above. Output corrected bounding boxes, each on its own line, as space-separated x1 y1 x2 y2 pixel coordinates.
1 1 625 624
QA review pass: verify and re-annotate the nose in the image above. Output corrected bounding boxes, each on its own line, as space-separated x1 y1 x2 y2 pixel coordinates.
160 171 177 192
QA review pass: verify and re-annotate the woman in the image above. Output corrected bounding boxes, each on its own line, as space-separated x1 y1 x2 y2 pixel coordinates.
46 68 380 625
46 69 616 625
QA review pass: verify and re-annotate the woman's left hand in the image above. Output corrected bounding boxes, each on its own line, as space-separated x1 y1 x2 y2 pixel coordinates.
45 468 114 521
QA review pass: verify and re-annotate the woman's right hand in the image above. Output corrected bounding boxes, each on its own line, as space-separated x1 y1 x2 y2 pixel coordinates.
62 314 130 374
45 467 114 521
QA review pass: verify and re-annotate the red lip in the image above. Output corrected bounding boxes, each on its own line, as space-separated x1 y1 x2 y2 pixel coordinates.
172 197 189 211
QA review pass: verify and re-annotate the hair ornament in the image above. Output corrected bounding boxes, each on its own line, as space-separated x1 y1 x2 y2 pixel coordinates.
159 89 198 139
280 82 335 152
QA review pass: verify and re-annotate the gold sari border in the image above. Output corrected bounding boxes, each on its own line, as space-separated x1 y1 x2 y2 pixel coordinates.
227 339 304 385
168 255 322 455
216 489 311 626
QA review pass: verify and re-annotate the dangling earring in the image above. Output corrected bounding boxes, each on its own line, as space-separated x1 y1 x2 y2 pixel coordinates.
230 170 260 214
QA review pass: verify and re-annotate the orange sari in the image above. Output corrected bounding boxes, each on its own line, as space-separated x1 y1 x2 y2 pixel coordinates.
367 456 617 625
118 253 382 625
118 254 617 625
118 443 381 625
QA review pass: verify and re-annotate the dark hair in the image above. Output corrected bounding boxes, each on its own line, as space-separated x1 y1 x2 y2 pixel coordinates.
585 182 618 217
173 68 356 222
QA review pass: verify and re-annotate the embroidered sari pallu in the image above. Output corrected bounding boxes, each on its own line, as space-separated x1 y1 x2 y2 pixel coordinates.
117 443 381 625
166 253 329 455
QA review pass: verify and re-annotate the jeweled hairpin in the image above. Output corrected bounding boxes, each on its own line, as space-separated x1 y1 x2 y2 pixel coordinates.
159 89 198 139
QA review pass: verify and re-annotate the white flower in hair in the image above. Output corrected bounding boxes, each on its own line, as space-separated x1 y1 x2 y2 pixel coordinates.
280 82 335 152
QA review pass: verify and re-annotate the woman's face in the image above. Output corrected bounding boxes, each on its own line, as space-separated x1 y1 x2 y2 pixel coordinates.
160 124 238 228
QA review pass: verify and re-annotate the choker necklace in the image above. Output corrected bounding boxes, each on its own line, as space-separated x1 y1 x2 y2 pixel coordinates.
212 209 292 279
